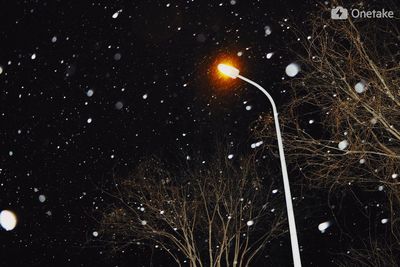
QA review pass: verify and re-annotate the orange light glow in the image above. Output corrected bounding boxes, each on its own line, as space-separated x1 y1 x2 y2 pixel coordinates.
209 55 242 91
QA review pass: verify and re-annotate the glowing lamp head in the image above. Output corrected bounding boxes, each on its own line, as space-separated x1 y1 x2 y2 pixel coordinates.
217 64 240 79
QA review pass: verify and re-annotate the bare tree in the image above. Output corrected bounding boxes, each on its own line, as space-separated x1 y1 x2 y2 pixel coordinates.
97 153 286 267
255 0 399 224
253 1 400 264
334 238 399 267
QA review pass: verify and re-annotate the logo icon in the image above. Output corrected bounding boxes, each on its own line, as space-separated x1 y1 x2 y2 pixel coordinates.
331 6 348 19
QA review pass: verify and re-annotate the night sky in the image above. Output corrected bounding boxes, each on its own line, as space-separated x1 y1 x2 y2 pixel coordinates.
0 1 389 266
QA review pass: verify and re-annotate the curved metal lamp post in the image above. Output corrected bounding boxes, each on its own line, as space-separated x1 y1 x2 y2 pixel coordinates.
217 63 302 267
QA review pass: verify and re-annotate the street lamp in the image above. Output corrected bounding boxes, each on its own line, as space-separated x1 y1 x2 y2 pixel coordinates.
217 63 302 267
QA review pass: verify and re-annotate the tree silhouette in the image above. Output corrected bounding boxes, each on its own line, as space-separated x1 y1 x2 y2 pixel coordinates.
255 1 400 264
98 153 286 267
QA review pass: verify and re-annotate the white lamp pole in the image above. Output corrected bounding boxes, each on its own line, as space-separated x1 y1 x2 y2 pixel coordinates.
217 64 302 267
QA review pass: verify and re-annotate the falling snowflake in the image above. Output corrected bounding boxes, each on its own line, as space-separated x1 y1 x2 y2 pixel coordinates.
318 221 331 233
115 101 123 110
86 89 94 97
381 218 389 224
266 52 274 59
227 154 234 159
112 10 122 19
39 195 46 203
285 63 300 77
246 220 254 226
0 210 17 231
264 26 272 36
338 140 349 150
113 53 122 61
92 231 99 237
354 80 367 94
250 141 263 149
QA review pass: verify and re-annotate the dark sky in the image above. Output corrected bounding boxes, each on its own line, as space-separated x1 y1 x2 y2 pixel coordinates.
0 1 386 266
